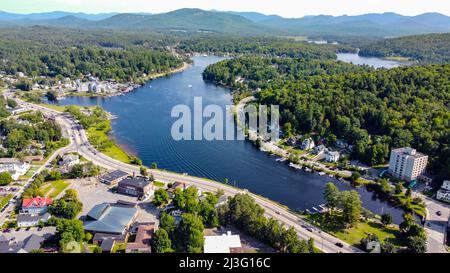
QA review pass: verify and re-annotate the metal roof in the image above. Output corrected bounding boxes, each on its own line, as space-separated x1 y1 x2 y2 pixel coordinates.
84 203 137 234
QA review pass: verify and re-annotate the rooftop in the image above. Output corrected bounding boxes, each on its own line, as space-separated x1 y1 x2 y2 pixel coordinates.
22 196 53 208
100 170 129 183
84 203 138 234
392 147 427 158
204 231 242 253
119 177 150 189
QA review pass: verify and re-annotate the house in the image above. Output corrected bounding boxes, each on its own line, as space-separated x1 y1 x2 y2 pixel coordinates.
17 213 51 228
204 231 242 253
0 158 30 180
167 181 185 197
83 202 138 235
22 234 45 252
23 155 44 163
125 222 155 253
301 138 315 150
0 234 45 253
99 170 129 186
313 145 327 155
22 196 53 214
336 139 349 149
117 177 153 198
325 151 340 163
388 148 428 182
9 107 28 115
58 154 80 173
437 180 450 203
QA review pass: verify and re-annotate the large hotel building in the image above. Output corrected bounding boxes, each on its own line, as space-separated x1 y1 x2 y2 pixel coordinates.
388 147 428 182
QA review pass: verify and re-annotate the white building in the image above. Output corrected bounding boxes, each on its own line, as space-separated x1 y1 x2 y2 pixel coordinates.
17 213 51 228
58 154 80 173
204 231 242 253
437 180 450 203
388 148 428 182
313 145 327 155
301 138 315 150
0 158 30 180
325 151 340 163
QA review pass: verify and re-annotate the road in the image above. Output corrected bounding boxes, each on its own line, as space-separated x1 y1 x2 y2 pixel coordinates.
6 93 363 253
423 196 449 253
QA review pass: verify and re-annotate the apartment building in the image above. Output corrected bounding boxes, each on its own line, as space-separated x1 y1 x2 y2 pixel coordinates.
388 147 428 182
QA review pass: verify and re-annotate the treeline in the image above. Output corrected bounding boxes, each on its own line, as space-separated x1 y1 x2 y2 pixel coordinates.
179 37 355 59
205 57 450 178
358 33 450 64
0 40 183 82
203 56 370 90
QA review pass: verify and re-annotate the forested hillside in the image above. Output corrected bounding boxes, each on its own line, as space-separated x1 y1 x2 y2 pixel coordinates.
358 33 450 64
204 58 450 178
0 27 183 81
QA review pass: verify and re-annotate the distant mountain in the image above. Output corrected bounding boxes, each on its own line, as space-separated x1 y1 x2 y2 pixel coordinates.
94 8 276 34
0 9 449 37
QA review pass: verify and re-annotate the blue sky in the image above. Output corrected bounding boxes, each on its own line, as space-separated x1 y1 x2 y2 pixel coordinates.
1 0 450 17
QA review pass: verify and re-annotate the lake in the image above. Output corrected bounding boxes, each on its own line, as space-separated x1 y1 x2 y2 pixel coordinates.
337 53 404 68
46 56 407 223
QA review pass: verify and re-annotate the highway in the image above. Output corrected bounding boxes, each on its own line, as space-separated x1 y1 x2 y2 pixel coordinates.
6 93 364 253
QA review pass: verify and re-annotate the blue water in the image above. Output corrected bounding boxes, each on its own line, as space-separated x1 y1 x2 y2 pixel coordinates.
337 53 404 69
46 56 407 223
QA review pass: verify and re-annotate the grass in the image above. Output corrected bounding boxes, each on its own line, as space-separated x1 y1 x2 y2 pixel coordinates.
0 194 13 210
111 243 127 253
303 213 406 248
153 181 166 187
39 103 67 112
19 165 40 180
86 119 132 164
40 180 70 198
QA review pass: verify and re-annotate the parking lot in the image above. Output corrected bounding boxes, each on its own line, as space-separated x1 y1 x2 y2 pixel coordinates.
68 178 159 224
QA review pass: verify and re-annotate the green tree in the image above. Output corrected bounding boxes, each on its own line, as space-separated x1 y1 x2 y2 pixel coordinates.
323 182 340 212
139 166 149 177
152 188 170 207
381 213 393 226
151 229 173 253
0 172 13 186
160 212 177 239
340 190 362 226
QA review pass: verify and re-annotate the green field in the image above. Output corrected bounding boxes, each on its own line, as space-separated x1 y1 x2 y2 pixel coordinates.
40 180 70 198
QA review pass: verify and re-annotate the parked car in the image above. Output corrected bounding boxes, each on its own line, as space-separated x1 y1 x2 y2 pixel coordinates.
436 211 442 216
335 242 344 248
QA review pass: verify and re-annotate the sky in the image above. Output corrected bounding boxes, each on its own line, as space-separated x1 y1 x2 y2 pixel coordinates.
1 0 450 17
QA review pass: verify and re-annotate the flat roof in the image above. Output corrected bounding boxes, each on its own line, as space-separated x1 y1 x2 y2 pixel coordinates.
204 232 241 253
100 170 129 182
119 177 150 189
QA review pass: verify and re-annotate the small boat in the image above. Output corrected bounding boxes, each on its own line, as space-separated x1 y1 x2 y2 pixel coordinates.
329 174 334 178
304 167 312 172
188 84 193 88
318 172 326 176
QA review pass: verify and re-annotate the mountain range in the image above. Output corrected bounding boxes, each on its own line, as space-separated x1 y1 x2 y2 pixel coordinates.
1 8 450 37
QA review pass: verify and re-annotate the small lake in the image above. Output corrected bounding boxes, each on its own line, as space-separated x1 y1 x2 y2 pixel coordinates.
46 56 408 224
337 53 404 69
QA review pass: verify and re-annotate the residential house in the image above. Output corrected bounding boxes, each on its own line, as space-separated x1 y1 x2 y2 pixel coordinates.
0 234 45 253
301 138 315 150
99 170 129 186
336 139 349 149
0 158 30 180
204 231 242 253
325 151 340 163
17 213 51 228
22 196 53 214
117 177 153 198
313 145 327 155
125 222 155 253
167 181 185 198
83 202 138 235
437 180 450 203
58 154 80 173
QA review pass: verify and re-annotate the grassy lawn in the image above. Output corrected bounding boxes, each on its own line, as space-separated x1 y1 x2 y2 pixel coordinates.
39 103 67 112
19 165 40 180
153 181 165 187
0 194 13 210
303 213 406 248
40 180 70 198
111 243 127 253
86 119 132 164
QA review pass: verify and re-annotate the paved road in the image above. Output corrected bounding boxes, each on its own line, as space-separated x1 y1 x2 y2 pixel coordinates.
9 94 363 253
423 196 449 253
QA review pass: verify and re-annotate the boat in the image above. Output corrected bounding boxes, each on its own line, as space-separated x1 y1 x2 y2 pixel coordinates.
318 172 326 176
329 174 334 178
304 167 312 172
188 84 193 88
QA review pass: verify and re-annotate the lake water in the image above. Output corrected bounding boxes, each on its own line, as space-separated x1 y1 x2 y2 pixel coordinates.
47 56 407 223
337 53 404 68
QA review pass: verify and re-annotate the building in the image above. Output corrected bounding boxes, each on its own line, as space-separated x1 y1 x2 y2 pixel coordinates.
204 231 242 253
84 203 138 235
0 158 30 180
325 151 340 163
313 145 327 155
117 177 153 198
0 234 45 253
301 138 315 150
125 222 155 253
23 155 44 163
58 154 80 173
9 107 28 115
388 148 428 182
167 181 185 198
437 180 450 203
99 170 129 186
17 213 51 228
22 196 53 214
